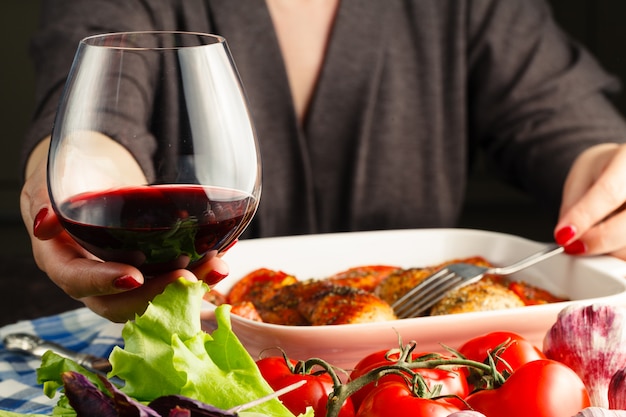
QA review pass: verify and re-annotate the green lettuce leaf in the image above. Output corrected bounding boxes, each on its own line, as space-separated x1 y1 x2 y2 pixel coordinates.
14 278 313 417
36 350 106 416
110 278 300 417
37 350 107 398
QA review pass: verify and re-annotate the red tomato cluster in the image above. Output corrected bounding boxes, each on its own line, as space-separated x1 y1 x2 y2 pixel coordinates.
256 356 356 417
348 349 469 411
256 331 590 417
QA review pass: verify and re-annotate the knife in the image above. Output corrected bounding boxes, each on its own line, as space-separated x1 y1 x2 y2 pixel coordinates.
3 332 112 375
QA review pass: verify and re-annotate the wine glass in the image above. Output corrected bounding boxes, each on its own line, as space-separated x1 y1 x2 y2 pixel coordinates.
47 31 261 276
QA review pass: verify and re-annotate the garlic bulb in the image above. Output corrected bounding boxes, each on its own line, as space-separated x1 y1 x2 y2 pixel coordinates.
574 407 626 416
609 368 626 410
543 304 626 408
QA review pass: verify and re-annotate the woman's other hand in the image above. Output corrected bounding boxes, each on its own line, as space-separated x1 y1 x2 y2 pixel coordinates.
555 143 626 260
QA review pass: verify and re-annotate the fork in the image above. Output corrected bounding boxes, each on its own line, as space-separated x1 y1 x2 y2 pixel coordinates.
391 243 565 319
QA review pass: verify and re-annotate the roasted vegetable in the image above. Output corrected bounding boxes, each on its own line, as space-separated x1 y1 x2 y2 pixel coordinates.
543 304 626 408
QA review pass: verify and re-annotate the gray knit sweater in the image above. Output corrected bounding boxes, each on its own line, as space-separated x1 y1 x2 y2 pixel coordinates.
24 0 626 238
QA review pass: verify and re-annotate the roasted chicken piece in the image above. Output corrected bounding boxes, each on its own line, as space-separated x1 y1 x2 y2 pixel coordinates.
227 268 298 304
326 265 401 292
249 280 310 325
224 268 306 325
374 257 492 306
430 278 524 315
374 256 527 316
287 280 397 325
203 289 227 306
229 300 264 322
229 277 397 325
375 267 433 305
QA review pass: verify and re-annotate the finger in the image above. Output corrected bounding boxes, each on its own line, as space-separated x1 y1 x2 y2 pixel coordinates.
558 153 601 219
73 266 200 322
569 208 626 256
54 258 145 299
81 274 187 322
21 146 51 227
32 233 144 299
190 252 230 285
609 245 626 262
556 144 626 244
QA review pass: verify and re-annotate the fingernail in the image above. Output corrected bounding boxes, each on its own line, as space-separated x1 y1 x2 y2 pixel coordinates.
113 275 142 290
33 208 48 238
555 225 577 246
564 240 587 255
204 269 228 285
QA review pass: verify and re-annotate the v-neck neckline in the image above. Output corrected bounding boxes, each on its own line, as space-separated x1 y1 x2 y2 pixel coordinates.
305 1 390 133
205 0 391 234
206 1 389 136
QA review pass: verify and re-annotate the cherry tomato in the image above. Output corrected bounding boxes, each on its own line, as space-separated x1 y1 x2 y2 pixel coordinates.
356 380 462 417
466 359 590 417
458 331 545 374
256 356 355 417
349 349 469 409
350 348 402 377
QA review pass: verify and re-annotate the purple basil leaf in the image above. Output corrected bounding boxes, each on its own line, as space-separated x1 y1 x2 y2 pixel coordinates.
62 371 118 417
98 375 162 417
149 396 237 417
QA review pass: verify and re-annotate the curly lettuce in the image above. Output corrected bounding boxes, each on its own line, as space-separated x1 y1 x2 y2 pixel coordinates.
13 278 312 417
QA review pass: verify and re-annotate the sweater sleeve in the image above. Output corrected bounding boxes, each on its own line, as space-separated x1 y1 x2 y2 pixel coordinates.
467 0 626 210
21 0 165 179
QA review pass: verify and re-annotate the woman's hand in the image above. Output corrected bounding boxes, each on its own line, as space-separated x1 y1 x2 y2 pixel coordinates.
555 143 626 260
20 137 229 322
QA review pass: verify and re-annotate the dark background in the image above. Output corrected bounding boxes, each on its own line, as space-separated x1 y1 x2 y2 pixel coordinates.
1 1 625 326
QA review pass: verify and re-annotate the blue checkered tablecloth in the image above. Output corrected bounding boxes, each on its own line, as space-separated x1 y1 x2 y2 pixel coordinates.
0 308 124 415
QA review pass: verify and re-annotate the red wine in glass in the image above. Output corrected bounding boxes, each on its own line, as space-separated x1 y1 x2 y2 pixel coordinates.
48 32 261 279
56 185 256 274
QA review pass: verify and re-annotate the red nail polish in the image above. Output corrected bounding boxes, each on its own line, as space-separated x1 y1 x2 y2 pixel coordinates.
33 208 49 238
113 275 142 290
204 269 228 285
555 225 577 246
564 240 587 255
